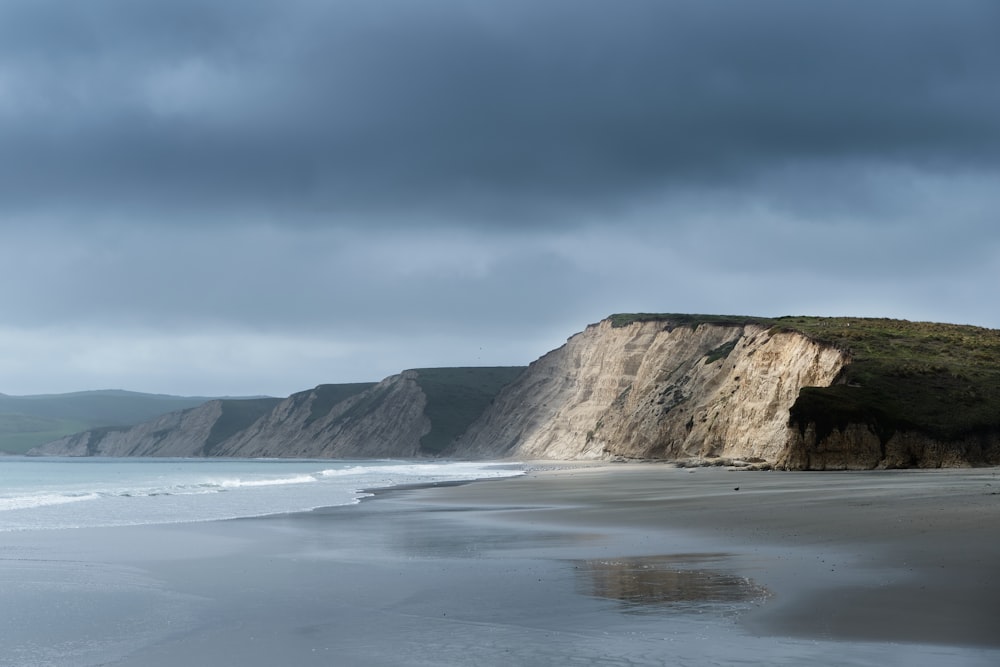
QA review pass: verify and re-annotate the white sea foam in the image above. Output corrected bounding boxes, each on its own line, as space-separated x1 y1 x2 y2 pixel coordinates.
0 458 524 531
0 492 100 512
215 474 318 488
318 461 523 480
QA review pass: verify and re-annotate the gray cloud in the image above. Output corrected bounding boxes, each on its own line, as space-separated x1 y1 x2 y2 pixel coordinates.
3 1 998 226
1 1 998 395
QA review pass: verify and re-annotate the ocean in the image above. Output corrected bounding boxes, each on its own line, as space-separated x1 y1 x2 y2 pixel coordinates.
3 460 999 667
0 457 524 532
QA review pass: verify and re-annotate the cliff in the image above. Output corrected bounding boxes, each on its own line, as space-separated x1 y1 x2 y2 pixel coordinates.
213 374 430 458
30 370 524 459
450 318 846 463
0 390 226 455
29 315 1000 469
30 398 282 457
452 315 1000 469
214 367 524 457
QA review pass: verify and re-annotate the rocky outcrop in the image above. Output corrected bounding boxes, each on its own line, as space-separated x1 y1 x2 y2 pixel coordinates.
780 422 1000 470
450 319 848 462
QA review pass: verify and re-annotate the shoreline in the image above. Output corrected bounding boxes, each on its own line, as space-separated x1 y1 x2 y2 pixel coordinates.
3 463 999 666
383 463 1000 647
300 462 1000 650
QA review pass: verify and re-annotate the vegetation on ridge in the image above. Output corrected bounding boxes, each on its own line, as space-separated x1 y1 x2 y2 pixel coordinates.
414 367 525 455
202 398 283 455
608 313 773 329
304 383 377 427
296 368 525 456
607 313 1000 444
0 390 218 455
780 317 1000 444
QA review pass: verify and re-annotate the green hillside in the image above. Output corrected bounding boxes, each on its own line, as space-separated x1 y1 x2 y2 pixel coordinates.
779 317 1000 444
0 390 235 455
201 398 285 455
413 367 526 454
304 383 378 427
608 313 1000 445
0 414 93 455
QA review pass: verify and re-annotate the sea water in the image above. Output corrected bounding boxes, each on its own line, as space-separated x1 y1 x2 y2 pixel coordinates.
4 460 1000 667
0 457 524 532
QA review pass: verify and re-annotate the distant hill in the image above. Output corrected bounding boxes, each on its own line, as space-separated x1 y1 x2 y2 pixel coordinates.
0 390 252 454
29 371 525 458
28 396 286 457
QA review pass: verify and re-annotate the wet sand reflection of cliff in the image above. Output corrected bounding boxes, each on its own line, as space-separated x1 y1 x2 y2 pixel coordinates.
576 554 769 614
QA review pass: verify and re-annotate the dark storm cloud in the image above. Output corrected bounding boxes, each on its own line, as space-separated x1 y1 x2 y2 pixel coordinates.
2 0 998 227
0 223 597 336
2 1 999 395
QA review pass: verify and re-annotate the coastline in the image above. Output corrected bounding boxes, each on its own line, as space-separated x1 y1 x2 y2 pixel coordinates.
409 464 1000 646
2 463 999 666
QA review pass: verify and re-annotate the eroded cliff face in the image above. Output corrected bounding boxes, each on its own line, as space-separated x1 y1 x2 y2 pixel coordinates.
215 372 430 458
31 376 428 459
452 320 847 463
27 370 495 459
32 401 227 457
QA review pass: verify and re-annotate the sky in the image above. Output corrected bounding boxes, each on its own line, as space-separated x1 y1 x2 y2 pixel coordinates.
1 0 998 397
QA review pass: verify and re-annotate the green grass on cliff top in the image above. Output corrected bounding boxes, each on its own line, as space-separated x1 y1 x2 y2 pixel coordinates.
608 313 1000 442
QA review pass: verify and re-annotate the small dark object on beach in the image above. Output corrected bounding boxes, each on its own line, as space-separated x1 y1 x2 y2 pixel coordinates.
734 487 740 491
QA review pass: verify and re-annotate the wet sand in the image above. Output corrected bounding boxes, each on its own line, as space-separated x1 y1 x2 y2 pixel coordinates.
3 464 999 666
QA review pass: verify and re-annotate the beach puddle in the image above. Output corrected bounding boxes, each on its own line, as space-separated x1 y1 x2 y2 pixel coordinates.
392 526 603 558
575 554 769 614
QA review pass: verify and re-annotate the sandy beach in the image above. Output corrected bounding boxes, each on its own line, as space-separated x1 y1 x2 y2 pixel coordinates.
3 464 1000 666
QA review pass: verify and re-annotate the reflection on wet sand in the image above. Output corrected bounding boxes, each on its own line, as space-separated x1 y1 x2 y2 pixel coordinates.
576 554 769 613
